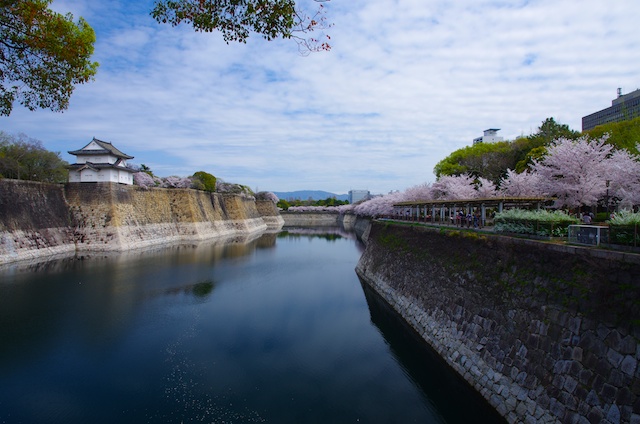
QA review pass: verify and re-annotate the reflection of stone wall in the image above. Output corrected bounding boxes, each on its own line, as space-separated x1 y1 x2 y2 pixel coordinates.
1 180 282 264
357 221 640 424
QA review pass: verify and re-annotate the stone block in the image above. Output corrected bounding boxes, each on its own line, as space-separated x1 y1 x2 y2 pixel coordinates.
588 407 605 423
572 346 584 362
608 369 624 387
586 389 601 407
606 403 621 424
607 348 624 368
569 317 582 335
600 383 619 404
621 335 637 355
549 397 566 419
564 376 578 394
616 386 633 406
578 331 595 350
579 368 594 385
621 355 638 377
605 330 623 351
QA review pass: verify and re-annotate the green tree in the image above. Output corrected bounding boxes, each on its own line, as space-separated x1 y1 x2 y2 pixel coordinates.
191 170 217 192
434 118 581 182
434 140 516 185
277 199 290 210
151 0 331 53
513 118 580 172
0 0 99 115
0 131 69 183
583 116 640 155
530 117 580 145
139 164 154 176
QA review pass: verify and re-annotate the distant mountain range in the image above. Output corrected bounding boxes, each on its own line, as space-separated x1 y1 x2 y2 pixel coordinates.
273 190 349 201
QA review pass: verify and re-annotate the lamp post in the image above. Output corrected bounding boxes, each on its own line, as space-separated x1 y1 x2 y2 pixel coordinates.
605 180 610 216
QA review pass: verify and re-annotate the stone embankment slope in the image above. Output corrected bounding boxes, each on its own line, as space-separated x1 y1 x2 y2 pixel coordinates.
0 179 75 262
280 210 342 227
357 221 640 424
0 180 283 264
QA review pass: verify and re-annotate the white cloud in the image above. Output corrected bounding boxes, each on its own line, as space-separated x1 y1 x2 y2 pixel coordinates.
2 0 640 194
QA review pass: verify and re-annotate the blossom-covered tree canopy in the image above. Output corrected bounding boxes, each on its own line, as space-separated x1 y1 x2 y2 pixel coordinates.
431 175 477 200
499 169 543 198
532 136 613 209
606 148 640 209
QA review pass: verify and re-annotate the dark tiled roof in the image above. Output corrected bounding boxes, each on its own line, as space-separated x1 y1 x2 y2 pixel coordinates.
68 138 134 159
67 161 135 173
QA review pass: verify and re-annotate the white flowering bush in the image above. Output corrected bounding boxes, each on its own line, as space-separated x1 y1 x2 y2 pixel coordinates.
161 175 192 188
216 181 254 199
133 172 162 188
494 209 579 237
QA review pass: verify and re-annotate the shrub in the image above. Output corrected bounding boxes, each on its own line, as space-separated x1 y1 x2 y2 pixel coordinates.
191 171 216 192
608 210 640 246
494 209 579 237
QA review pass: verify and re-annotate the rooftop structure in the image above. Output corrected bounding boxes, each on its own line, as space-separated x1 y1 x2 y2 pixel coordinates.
473 129 503 145
582 88 640 131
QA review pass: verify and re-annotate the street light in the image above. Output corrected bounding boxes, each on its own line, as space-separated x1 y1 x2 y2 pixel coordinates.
605 180 610 216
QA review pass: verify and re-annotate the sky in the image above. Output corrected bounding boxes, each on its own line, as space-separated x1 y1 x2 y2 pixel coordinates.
2 0 639 195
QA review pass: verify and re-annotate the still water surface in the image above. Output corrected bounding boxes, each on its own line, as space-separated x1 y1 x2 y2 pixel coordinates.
0 229 504 423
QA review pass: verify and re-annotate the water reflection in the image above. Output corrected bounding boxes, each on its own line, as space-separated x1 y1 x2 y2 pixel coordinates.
1 230 502 424
280 226 358 241
361 283 507 423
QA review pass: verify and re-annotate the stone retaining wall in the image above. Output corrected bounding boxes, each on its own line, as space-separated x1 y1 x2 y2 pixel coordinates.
1 180 282 264
255 200 285 229
281 211 341 227
0 180 75 263
356 221 640 424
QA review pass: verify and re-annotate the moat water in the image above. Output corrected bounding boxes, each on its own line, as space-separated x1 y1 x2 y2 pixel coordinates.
0 229 504 423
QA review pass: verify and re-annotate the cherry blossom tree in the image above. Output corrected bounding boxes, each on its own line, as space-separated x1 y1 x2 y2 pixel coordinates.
133 172 160 188
256 191 279 203
161 175 192 188
431 175 477 200
499 169 544 198
532 136 613 209
475 177 497 198
401 182 433 202
354 191 404 217
606 148 640 209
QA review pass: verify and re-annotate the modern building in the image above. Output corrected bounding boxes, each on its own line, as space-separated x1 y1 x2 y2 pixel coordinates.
67 138 135 185
582 88 640 131
473 129 503 145
348 189 370 204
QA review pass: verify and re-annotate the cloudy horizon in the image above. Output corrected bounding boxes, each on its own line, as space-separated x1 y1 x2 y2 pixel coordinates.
2 0 639 195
